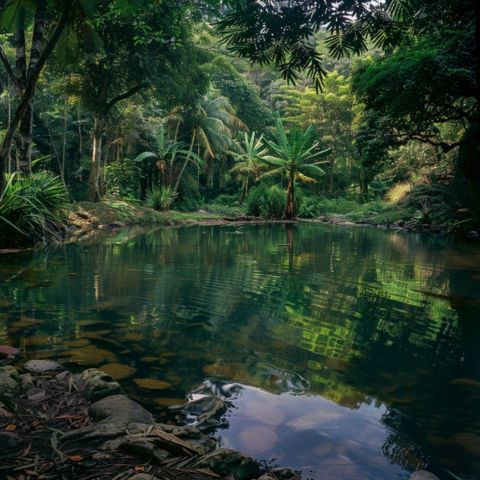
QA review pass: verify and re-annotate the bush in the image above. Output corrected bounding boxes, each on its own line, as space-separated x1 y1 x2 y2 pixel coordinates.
407 180 480 232
145 185 177 211
0 172 69 247
104 160 141 199
246 184 287 219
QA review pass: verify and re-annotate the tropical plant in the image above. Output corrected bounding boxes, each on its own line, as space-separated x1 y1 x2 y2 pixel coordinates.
146 185 177 211
230 132 268 201
174 93 247 190
135 125 203 194
261 119 331 219
0 172 69 246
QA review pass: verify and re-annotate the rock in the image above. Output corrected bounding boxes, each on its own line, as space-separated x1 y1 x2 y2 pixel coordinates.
19 373 34 390
410 471 440 480
269 467 301 479
257 476 276 480
81 368 122 401
0 431 27 457
0 366 19 397
89 394 155 425
100 363 137 380
173 395 227 431
133 378 172 390
26 387 47 402
24 360 62 374
65 345 119 365
0 345 20 365
465 230 479 239
196 448 262 480
157 423 216 454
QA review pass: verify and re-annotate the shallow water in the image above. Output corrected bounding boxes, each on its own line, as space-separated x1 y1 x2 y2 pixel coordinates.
1 224 479 479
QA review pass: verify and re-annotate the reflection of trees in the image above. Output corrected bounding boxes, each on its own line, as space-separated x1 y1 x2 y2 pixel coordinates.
0 224 479 476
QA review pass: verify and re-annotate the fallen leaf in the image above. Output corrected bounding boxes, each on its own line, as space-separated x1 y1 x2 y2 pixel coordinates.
67 455 84 462
5 424 17 431
134 466 145 472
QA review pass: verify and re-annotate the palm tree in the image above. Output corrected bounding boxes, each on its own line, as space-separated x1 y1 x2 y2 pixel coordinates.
231 132 268 201
173 94 247 191
261 119 331 219
135 124 203 191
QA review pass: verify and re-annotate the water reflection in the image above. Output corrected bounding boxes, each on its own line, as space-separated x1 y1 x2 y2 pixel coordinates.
0 224 479 479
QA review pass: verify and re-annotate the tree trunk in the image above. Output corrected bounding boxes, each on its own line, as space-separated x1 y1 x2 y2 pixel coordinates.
16 100 33 174
0 3 71 195
174 130 195 195
88 116 105 202
457 122 480 184
284 167 295 219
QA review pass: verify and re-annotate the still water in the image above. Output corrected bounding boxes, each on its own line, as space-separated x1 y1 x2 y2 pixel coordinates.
0 224 479 479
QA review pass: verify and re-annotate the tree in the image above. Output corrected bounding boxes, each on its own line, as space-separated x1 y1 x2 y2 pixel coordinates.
173 93 247 192
0 0 96 195
63 0 209 201
230 131 267 201
261 119 331 219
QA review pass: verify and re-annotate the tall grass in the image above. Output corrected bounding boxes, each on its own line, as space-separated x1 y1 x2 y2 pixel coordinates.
146 185 177 211
0 172 69 247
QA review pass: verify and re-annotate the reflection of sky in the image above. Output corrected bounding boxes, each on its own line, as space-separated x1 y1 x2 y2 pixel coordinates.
217 385 404 480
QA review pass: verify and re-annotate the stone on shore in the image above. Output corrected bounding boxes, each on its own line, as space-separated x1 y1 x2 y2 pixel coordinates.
196 448 262 480
81 368 122 401
24 359 62 374
173 395 227 430
89 394 155 425
0 366 19 397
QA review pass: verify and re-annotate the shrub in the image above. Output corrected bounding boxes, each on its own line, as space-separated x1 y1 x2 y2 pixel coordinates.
246 184 287 219
104 160 141 199
146 185 177 211
0 172 69 247
407 180 480 232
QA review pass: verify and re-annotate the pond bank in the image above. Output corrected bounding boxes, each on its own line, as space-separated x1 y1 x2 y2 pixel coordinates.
66 201 296 243
0 359 300 480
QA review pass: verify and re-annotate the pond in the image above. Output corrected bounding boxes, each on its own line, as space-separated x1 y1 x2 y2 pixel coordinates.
0 224 479 480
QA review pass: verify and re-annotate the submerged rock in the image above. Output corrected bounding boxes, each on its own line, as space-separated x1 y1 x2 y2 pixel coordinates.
24 359 62 374
89 394 155 425
196 448 262 480
100 363 138 380
452 432 480 457
239 426 279 453
134 378 172 390
82 368 122 401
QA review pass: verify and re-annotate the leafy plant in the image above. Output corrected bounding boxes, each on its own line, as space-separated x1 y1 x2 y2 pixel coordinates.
261 119 330 219
146 185 177 211
0 172 69 247
247 184 288 219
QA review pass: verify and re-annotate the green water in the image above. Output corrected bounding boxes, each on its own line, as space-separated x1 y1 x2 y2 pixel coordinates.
1 224 479 479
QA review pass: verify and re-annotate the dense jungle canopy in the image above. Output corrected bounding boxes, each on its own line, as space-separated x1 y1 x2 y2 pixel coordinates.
0 0 478 245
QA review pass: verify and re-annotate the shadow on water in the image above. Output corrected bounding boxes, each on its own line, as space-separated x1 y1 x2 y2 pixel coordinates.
0 224 479 479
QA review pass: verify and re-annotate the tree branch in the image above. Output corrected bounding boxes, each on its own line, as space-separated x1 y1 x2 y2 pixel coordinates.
105 84 148 114
0 45 22 92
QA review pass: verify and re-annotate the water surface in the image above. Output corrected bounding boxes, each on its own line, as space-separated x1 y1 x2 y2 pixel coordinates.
0 224 479 479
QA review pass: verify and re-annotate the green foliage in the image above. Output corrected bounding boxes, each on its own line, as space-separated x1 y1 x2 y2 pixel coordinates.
246 184 287 219
146 185 177 211
103 159 141 199
407 181 480 232
0 173 68 246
